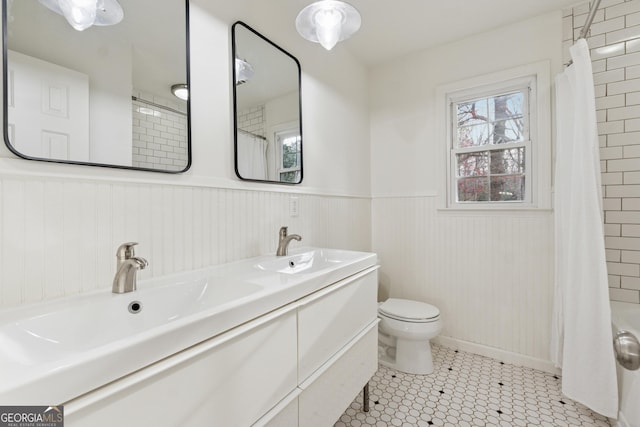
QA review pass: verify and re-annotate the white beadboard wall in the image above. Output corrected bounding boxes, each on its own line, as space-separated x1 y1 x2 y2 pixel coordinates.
373 197 554 364
0 172 371 309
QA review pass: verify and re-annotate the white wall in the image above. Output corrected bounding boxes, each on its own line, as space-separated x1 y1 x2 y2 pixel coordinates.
370 12 563 370
0 1 371 308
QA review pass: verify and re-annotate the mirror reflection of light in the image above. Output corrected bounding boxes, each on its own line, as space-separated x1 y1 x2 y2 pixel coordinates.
171 83 189 101
38 0 124 32
137 107 161 117
234 58 254 85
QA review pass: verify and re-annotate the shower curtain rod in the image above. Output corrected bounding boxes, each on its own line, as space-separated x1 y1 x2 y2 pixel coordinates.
566 0 602 67
131 96 187 116
238 128 267 140
578 0 602 39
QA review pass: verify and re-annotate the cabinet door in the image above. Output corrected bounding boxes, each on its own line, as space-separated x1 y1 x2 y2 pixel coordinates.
65 312 297 427
298 270 377 382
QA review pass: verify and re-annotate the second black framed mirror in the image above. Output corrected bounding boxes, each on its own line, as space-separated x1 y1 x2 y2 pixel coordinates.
232 21 302 184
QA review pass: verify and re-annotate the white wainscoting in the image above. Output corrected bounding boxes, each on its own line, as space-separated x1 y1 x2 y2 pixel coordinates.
0 173 371 309
372 195 555 366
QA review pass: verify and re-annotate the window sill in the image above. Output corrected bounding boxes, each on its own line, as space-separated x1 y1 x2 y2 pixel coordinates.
437 205 553 216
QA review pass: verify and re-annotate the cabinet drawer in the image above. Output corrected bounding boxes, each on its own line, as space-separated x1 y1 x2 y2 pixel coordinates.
65 311 297 427
298 269 377 382
299 323 378 427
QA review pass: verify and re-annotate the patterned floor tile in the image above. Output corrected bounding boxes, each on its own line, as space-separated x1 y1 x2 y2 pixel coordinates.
334 344 610 427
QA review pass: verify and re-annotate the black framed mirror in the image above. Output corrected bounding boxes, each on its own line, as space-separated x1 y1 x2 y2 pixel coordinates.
232 21 302 184
2 0 191 173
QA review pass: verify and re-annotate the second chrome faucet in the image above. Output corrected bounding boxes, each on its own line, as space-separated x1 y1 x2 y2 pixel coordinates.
112 242 148 293
276 226 301 256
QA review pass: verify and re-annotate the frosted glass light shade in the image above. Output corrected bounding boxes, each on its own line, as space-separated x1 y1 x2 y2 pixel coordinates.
38 0 124 31
295 0 361 51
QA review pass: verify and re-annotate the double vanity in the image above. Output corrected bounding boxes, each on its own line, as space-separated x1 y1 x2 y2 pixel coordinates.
0 247 378 426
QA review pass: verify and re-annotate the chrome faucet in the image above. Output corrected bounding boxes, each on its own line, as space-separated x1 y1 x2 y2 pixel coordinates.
112 242 148 294
276 226 301 256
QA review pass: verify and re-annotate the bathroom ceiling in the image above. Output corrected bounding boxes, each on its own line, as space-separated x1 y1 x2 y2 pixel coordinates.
336 0 584 65
220 0 585 66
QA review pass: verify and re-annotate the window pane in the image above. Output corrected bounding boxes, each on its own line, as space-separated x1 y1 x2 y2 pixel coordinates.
283 153 299 169
490 92 523 121
280 171 300 183
490 118 524 144
283 136 300 152
457 124 489 148
489 147 525 175
490 175 525 201
456 152 488 177
457 100 488 126
457 177 489 201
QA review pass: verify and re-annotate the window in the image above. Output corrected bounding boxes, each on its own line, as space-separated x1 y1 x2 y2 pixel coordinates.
439 62 551 210
453 87 530 203
275 129 301 183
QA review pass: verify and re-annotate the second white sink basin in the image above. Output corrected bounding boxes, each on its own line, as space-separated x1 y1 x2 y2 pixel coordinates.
254 248 356 274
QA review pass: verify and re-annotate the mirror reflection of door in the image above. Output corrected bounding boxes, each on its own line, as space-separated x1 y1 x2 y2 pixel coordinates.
232 22 303 184
3 0 190 172
8 50 90 161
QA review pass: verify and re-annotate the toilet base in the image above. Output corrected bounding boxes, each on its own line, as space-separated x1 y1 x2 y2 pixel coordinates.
378 338 435 375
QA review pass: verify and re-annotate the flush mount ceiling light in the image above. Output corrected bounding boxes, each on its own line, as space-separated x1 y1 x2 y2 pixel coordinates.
295 0 361 51
38 0 124 32
171 84 189 101
235 58 254 85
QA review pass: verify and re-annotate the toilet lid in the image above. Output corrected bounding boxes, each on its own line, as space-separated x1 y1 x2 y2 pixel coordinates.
379 298 440 321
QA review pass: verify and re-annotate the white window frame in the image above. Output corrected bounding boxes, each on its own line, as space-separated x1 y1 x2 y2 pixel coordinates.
437 61 551 211
274 128 301 182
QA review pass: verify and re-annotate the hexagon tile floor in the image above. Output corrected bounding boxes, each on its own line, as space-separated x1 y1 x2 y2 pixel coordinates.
334 344 611 427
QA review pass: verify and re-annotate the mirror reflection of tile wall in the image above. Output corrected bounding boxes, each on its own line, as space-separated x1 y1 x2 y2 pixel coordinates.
238 105 266 138
131 93 188 172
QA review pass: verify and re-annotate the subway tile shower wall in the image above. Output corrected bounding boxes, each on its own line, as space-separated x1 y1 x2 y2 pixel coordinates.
565 0 640 304
0 176 371 309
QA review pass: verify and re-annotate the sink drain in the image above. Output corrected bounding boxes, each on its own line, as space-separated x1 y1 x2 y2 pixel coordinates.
128 301 143 314
289 260 296 268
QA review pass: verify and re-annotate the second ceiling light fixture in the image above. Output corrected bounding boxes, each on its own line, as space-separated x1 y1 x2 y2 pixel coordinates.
295 0 361 51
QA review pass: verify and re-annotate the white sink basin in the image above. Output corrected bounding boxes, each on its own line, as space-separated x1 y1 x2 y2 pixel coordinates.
0 247 377 404
254 248 361 274
0 279 262 366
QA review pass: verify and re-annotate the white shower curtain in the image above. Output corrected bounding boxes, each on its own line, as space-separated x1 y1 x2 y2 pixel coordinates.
551 39 618 418
237 132 268 180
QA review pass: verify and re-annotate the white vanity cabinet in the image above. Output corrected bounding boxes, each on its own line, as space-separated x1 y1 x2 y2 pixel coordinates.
63 266 378 427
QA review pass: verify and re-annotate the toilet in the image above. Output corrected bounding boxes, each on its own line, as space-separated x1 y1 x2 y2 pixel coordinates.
378 298 443 375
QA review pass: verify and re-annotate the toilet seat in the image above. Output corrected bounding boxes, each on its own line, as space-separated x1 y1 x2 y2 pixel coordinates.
379 298 440 323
